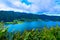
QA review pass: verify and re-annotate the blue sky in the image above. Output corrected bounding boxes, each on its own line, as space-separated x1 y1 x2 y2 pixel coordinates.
0 0 60 16
20 0 32 5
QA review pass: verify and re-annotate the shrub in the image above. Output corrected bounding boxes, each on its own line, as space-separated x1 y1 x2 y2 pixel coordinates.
0 22 8 40
0 22 60 40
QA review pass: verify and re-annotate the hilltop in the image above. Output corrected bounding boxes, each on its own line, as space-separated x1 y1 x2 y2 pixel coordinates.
0 11 60 22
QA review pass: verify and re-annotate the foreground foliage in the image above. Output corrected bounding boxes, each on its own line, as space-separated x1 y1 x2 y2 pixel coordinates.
0 22 60 40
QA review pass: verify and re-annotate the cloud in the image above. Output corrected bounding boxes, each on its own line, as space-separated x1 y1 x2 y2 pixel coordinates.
0 0 60 15
0 0 31 13
43 5 60 16
49 5 60 13
28 0 55 12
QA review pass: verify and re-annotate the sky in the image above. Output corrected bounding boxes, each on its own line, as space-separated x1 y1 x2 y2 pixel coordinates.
0 0 60 16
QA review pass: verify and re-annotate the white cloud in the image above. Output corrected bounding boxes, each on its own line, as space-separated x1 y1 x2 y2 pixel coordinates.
0 0 60 15
0 0 31 12
43 5 60 16
49 5 60 13
28 0 55 12
8 0 30 8
43 13 60 16
0 3 11 10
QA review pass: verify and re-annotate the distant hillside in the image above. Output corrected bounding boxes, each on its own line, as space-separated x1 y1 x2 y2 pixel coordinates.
0 11 60 22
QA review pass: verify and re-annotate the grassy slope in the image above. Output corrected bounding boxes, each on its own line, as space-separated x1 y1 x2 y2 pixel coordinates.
0 22 60 40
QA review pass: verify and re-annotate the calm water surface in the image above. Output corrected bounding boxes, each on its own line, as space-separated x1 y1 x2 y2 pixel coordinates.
6 21 60 32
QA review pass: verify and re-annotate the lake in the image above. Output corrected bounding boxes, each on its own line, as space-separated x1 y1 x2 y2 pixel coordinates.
6 21 60 32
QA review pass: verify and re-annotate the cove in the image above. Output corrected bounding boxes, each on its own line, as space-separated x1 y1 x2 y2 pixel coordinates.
5 21 60 32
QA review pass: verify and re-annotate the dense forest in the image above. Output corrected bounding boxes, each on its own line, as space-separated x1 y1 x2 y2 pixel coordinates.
0 11 60 22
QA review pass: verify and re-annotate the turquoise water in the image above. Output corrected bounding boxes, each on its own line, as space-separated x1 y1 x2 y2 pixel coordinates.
6 21 60 32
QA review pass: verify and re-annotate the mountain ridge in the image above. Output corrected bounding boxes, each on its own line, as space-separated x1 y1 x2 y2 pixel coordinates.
0 11 60 22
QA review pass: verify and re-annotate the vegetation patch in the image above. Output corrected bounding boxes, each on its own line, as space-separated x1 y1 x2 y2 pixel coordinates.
0 22 60 40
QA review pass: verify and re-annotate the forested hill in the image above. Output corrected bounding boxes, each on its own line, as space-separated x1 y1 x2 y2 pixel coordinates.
0 11 60 22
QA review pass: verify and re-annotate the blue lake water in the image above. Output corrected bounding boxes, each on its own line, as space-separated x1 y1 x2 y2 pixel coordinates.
6 21 60 32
